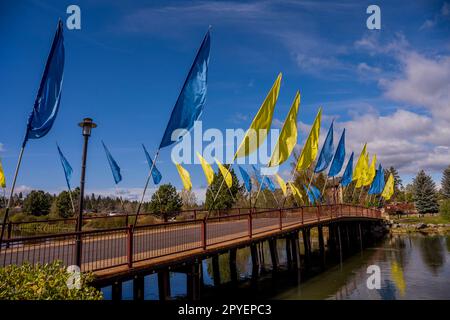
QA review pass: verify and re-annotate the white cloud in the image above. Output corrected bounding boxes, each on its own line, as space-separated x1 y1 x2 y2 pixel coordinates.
380 53 450 121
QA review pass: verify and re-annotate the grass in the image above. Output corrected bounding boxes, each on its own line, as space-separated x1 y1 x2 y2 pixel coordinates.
393 214 450 225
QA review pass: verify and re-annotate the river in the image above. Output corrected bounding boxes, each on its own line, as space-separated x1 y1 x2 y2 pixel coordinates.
101 233 450 300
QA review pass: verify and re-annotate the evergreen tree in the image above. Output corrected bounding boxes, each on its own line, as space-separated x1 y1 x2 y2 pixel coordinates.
205 167 243 210
148 184 182 221
51 190 75 218
441 165 450 199
412 170 439 214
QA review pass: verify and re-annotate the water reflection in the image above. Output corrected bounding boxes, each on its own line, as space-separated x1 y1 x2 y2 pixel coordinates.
102 234 450 300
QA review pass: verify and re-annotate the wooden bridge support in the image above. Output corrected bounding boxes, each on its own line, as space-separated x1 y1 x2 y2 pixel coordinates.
111 280 122 300
186 261 201 300
250 243 260 280
290 232 301 270
211 255 221 286
285 236 292 269
302 228 311 269
268 238 279 272
318 225 325 268
158 269 171 301
229 248 238 285
133 275 145 300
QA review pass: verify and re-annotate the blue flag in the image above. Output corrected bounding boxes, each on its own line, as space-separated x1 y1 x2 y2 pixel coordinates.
328 129 346 177
311 184 321 202
369 164 384 195
159 30 211 149
251 165 267 190
102 141 122 185
314 121 334 173
142 144 162 185
264 176 276 192
23 20 65 147
56 144 72 190
238 166 252 192
303 184 316 204
340 152 354 187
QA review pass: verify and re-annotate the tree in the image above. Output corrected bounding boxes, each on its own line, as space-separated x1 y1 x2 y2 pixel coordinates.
205 167 243 210
441 165 450 199
412 170 439 214
148 184 182 221
384 166 403 201
51 191 75 218
23 190 52 216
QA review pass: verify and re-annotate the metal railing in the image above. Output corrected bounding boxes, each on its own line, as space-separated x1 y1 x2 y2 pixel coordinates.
0 204 381 272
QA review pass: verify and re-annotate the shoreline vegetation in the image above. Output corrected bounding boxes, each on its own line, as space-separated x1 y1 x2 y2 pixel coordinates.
387 213 450 234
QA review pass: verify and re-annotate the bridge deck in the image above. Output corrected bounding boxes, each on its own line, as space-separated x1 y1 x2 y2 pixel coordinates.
0 205 381 280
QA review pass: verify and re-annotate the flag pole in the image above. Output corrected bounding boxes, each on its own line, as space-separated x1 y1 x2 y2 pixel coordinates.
133 149 160 230
67 185 76 215
0 145 25 249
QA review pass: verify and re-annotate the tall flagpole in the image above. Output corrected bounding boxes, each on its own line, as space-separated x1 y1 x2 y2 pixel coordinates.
133 149 160 229
0 146 25 249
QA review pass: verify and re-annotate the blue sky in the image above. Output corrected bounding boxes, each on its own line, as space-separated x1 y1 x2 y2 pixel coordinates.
0 0 449 201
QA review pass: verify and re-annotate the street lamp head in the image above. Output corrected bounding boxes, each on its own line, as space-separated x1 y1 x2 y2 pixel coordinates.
78 117 97 136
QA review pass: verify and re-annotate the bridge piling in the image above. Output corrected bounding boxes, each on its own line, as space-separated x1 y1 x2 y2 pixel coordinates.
211 255 221 286
285 235 293 269
133 275 145 300
229 248 238 285
111 281 122 300
318 225 325 268
250 243 260 280
268 238 279 272
290 232 301 270
158 269 171 301
186 261 201 300
302 228 311 269
337 225 343 267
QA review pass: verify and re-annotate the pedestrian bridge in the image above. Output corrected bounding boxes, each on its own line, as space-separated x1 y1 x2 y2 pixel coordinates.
0 205 382 282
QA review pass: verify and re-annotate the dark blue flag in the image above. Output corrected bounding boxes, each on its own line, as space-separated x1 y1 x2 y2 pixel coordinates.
23 20 65 147
340 152 354 187
142 144 162 185
314 121 334 173
159 30 211 149
102 141 122 185
56 144 72 190
328 129 346 177
238 166 252 192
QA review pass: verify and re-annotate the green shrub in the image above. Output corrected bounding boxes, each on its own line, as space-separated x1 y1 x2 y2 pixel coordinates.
0 261 103 300
440 199 450 218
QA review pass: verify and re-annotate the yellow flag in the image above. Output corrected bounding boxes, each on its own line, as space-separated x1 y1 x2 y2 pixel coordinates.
356 151 369 188
363 154 377 186
288 182 303 202
381 173 394 200
296 107 322 171
235 73 282 159
214 158 232 189
196 152 214 186
175 163 192 191
274 174 287 196
0 158 6 188
391 261 406 296
268 91 300 167
353 143 367 182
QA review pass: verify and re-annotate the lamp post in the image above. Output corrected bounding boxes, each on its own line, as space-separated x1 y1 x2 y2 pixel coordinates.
75 118 97 267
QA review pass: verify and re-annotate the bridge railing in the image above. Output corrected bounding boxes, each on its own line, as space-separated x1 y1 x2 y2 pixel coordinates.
0 205 382 272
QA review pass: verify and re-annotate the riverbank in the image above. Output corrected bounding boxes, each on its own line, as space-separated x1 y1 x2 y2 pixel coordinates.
387 214 450 234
